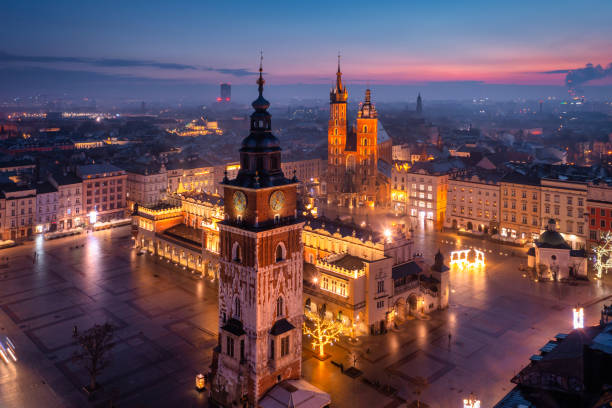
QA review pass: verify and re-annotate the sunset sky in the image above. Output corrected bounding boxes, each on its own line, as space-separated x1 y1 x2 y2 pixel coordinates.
2 0 611 89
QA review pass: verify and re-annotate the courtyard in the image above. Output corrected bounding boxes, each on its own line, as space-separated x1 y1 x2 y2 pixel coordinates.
0 224 610 407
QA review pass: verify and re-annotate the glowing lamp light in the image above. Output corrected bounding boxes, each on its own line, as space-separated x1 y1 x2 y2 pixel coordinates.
450 249 485 271
313 277 318 284
88 210 98 224
573 307 584 329
463 394 480 408
195 373 205 391
384 228 392 242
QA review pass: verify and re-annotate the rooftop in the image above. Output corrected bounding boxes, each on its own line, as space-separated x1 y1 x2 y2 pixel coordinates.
76 163 125 177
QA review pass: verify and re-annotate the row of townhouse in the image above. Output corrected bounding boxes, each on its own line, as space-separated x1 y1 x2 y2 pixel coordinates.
443 167 612 249
0 164 128 241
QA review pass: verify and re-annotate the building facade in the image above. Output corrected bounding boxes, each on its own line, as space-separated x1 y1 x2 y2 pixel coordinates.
48 173 83 231
499 174 541 242
445 172 501 234
303 217 408 334
1 185 36 240
77 164 127 224
125 164 167 210
35 181 58 233
404 167 450 225
587 180 612 243
540 178 588 249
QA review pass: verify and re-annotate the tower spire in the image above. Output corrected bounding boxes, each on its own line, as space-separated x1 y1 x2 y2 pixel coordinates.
336 52 343 91
257 51 265 96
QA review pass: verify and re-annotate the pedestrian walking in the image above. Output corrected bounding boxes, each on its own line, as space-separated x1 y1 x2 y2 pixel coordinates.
448 333 452 349
73 325 78 338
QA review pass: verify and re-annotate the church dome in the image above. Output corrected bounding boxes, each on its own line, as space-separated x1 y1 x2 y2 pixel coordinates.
537 219 570 248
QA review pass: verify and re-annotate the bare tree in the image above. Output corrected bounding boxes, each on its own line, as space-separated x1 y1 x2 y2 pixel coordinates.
72 322 116 392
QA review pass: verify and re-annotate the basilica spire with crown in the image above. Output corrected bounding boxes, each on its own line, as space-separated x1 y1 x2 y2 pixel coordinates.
330 53 348 103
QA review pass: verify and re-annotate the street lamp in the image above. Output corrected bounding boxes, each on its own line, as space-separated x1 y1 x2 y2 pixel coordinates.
195 373 205 391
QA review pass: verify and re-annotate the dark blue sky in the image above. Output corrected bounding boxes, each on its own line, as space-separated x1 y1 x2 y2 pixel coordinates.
3 0 611 85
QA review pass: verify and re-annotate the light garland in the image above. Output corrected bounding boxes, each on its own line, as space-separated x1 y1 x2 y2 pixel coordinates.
592 231 612 279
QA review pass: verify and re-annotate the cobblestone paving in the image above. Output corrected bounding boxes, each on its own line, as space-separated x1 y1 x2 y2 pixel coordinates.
0 223 611 408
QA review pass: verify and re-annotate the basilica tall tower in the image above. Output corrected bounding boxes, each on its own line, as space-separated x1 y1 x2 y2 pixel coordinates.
210 60 304 407
327 56 348 204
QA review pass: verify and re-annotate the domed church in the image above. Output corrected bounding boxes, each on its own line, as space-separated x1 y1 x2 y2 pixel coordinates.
527 219 587 280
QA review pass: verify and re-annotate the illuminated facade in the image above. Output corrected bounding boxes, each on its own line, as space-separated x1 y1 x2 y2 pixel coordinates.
326 59 391 208
303 216 448 335
540 178 587 249
499 174 541 242
133 191 223 278
1 185 35 240
168 119 223 137
446 172 500 234
394 160 463 226
125 164 167 210
77 164 127 224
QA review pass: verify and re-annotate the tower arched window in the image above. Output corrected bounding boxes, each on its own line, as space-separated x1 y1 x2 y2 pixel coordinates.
232 242 242 263
234 297 241 319
276 242 286 262
364 125 368 133
276 297 284 318
334 128 338 136
335 119 338 126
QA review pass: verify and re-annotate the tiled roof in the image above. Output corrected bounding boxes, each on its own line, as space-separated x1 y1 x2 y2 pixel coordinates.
391 261 422 280
304 215 382 243
270 318 295 336
77 163 124 176
221 318 245 336
328 254 366 270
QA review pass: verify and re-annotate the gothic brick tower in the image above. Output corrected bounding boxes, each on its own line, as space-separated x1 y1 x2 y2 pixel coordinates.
354 89 380 204
327 55 348 205
210 59 304 407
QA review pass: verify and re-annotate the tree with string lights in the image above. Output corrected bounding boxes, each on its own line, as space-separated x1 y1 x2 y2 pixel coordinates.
303 310 345 358
592 231 612 279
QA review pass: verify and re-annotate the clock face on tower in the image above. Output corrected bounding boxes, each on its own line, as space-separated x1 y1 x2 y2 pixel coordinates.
269 190 285 212
233 191 247 213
